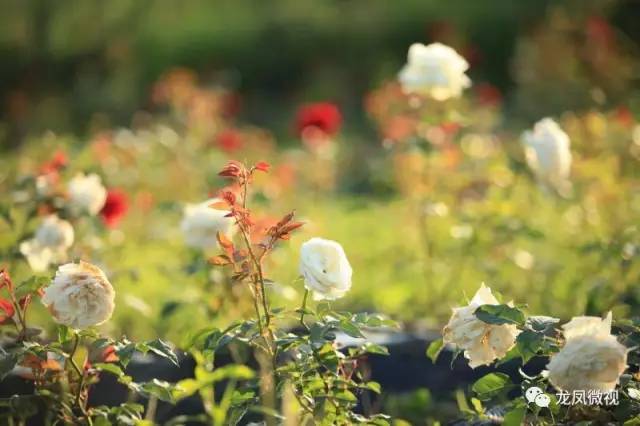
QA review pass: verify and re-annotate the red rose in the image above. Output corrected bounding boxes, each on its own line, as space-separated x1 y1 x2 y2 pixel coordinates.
295 102 342 138
100 189 129 228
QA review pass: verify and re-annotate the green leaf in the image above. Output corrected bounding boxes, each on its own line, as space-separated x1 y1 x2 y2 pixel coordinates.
526 316 560 332
141 339 179 366
338 320 365 338
475 304 525 326
471 373 511 400
129 379 177 403
334 390 357 402
362 381 381 394
114 339 136 368
363 342 389 356
470 397 483 413
93 363 125 377
503 405 527 426
57 325 71 344
426 338 444 363
15 276 49 299
206 364 255 382
516 330 544 363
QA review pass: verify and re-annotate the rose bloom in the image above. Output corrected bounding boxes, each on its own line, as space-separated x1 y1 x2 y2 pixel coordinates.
67 173 108 215
521 118 572 189
180 198 234 250
398 42 471 100
20 215 74 272
443 284 520 368
295 102 342 138
547 312 627 392
100 189 129 228
299 238 352 300
41 261 115 329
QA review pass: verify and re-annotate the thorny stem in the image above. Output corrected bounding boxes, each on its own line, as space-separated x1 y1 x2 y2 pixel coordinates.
239 173 274 349
68 333 88 418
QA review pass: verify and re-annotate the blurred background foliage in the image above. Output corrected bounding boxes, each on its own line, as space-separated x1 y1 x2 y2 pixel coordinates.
1 0 640 342
1 0 640 148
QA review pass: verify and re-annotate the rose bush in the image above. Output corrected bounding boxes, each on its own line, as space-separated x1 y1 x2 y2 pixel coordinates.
1 24 639 424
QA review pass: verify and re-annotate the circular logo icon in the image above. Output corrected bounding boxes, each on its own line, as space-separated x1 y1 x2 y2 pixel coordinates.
525 386 543 403
534 393 551 408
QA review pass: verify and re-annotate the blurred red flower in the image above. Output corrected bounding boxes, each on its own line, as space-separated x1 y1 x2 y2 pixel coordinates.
39 150 68 175
295 102 342 138
586 15 614 47
100 189 129 228
216 129 244 153
613 106 635 128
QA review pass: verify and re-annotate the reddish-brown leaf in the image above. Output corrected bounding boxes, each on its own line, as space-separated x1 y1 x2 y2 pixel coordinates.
216 232 234 250
209 255 231 266
276 211 295 228
220 190 236 206
280 221 305 234
218 161 243 178
254 161 271 173
209 201 230 210
0 298 15 324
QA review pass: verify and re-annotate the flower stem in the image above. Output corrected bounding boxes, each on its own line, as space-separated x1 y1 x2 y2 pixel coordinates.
299 289 309 331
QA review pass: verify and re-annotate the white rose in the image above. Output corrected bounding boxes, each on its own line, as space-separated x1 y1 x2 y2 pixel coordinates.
547 312 627 392
19 215 74 272
180 198 234 250
398 42 471 101
299 238 352 301
521 118 572 189
41 261 115 329
443 284 520 368
67 173 107 215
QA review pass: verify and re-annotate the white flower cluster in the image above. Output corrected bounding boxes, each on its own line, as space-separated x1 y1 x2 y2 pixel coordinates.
445 284 628 394
21 172 108 272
